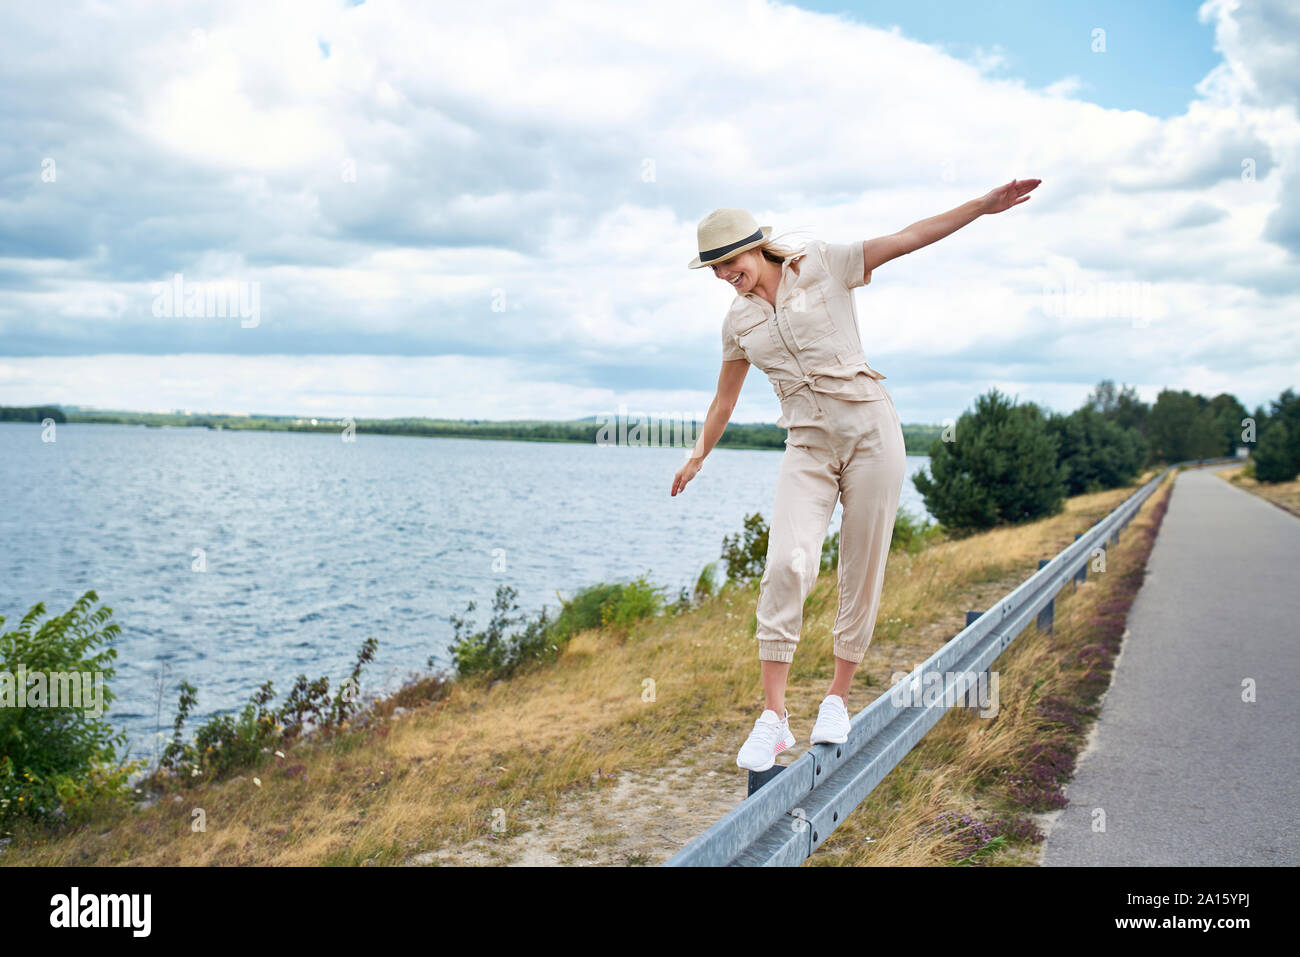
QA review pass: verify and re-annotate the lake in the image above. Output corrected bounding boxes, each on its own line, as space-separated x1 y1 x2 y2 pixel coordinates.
0 421 932 763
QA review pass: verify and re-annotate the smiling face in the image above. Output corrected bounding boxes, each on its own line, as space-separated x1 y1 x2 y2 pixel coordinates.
710 248 763 295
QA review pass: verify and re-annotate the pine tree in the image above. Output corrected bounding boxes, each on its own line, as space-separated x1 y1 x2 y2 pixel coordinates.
1253 420 1298 482
913 389 1069 532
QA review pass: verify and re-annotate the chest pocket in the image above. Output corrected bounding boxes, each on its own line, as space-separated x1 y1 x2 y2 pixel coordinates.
733 310 781 371
783 285 836 350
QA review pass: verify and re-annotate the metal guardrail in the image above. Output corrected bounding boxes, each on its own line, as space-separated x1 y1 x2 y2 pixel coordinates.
664 456 1240 866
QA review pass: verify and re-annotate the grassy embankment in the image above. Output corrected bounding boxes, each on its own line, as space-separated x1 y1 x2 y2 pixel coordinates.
1214 461 1300 518
4 467 1181 867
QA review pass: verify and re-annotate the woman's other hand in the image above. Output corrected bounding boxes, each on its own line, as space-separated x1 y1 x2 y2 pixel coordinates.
671 455 704 496
980 178 1041 214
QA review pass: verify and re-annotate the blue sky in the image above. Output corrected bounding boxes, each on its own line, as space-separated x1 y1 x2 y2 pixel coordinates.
795 1 1220 118
1 0 1296 427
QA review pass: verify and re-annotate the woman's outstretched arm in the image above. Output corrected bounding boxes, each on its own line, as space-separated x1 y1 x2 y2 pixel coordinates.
859 177 1042 275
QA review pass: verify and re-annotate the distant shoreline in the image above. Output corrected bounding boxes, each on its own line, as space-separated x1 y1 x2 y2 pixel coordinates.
1 405 942 456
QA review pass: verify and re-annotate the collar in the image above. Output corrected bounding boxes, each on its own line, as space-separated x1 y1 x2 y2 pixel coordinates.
739 249 807 308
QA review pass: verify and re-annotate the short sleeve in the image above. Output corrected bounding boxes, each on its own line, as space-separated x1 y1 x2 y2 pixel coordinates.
721 314 745 360
820 239 870 291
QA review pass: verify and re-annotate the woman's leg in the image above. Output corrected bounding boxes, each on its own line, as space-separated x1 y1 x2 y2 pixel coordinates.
762 660 791 714
755 440 840 669
827 655 858 703
831 396 907 668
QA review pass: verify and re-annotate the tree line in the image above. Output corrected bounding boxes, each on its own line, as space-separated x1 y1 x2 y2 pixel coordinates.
0 406 65 423
1 406 941 456
914 380 1299 533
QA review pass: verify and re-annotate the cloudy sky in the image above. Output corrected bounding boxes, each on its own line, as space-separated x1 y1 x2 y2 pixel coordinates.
1 0 1296 426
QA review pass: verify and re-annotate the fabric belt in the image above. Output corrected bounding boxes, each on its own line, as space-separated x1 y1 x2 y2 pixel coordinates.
774 372 826 418
773 362 888 419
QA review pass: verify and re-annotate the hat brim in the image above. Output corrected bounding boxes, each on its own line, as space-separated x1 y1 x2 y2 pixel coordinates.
687 225 772 269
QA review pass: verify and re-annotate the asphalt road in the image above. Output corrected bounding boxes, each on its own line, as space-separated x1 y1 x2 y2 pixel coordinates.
1040 463 1300 866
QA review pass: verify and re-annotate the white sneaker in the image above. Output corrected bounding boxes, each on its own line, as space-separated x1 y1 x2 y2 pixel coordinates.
736 709 795 772
810 694 850 745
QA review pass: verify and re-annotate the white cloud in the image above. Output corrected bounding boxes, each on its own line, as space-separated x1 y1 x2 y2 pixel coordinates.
1043 76 1083 98
0 0 1296 426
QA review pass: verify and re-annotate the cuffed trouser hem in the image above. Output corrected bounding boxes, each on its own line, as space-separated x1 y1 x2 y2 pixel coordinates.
832 640 868 666
757 638 797 663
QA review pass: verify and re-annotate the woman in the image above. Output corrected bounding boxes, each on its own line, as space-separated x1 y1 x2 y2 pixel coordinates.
670 179 1040 771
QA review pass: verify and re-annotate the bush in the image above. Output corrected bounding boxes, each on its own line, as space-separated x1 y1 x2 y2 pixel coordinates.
890 506 944 554
668 560 721 615
693 560 720 603
556 576 666 639
913 389 1069 532
819 507 942 572
0 591 143 831
447 585 550 680
720 512 769 585
449 577 667 681
822 528 839 572
157 637 377 783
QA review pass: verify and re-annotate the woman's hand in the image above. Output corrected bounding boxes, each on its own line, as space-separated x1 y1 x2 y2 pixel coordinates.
671 455 704 496
980 178 1041 215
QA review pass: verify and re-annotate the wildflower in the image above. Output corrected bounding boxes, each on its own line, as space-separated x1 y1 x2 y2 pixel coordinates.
274 750 284 758
253 778 262 788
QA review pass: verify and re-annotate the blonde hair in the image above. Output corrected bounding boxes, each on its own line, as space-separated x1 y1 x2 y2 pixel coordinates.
757 228 812 264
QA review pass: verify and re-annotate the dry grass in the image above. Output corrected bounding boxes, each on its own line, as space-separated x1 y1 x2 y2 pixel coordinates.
3 469 1173 867
1215 461 1300 517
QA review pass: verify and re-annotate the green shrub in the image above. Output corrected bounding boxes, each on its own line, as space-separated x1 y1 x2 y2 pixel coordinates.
721 512 769 585
158 637 377 783
817 507 942 572
449 576 667 681
913 389 1069 532
552 577 667 639
446 585 561 680
822 528 840 571
0 590 143 831
890 507 944 554
693 560 719 603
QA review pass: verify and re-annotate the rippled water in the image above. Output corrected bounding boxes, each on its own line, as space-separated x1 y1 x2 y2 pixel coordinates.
0 421 931 762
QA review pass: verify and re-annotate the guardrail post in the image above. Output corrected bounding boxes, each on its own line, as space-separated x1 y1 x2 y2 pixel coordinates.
1073 533 1086 589
747 765 786 797
961 611 989 709
1036 559 1054 634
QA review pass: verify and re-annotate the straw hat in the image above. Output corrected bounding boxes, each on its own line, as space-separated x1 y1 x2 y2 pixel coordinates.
687 208 772 269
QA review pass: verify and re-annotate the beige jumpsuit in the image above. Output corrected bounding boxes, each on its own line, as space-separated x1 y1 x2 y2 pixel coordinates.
721 239 906 665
